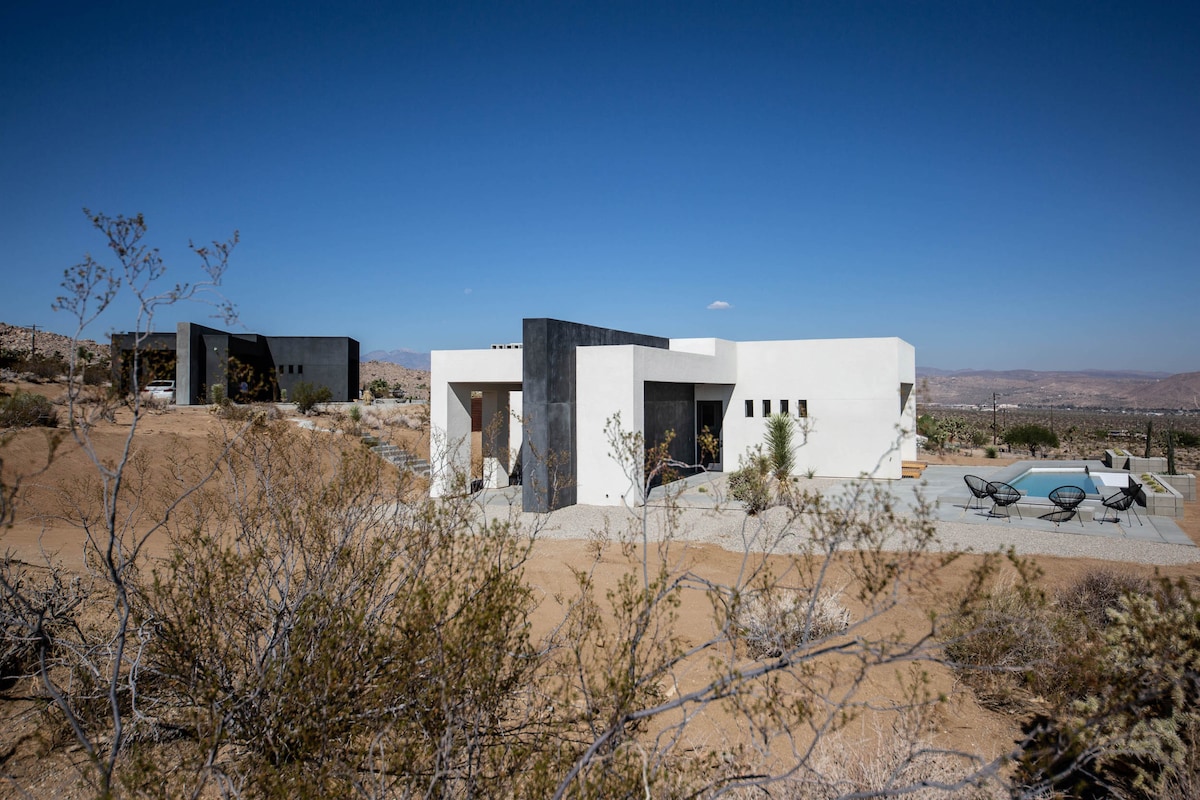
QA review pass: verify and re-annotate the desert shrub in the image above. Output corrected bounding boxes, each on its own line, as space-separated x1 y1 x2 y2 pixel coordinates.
985 445 998 458
969 429 989 448
1003 423 1059 457
1173 430 1200 448
942 577 1057 710
1055 568 1151 631
728 451 772 514
212 401 281 427
0 560 87 689
946 567 1200 798
367 377 390 397
0 390 59 428
131 422 547 797
208 383 227 406
21 353 68 381
291 381 331 414
736 588 851 658
1016 579 1200 798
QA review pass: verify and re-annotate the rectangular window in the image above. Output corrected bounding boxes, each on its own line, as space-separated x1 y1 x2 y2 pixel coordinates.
780 399 789 415
288 364 293 374
762 399 771 416
797 399 808 418
745 399 753 417
278 365 284 373
297 364 303 374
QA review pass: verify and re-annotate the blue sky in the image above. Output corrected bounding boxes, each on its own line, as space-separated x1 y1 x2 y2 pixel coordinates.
2 1 1197 371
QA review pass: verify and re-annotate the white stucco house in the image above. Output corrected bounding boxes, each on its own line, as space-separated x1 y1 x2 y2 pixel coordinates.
431 319 917 513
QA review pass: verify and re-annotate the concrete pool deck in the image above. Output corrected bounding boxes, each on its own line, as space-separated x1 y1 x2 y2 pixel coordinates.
916 464 1193 547
471 465 1197 564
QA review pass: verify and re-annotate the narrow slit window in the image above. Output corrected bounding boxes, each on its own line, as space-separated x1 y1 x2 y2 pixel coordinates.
780 399 789 414
797 399 808 418
745 399 753 417
288 365 293 374
297 364 303 374
762 399 771 416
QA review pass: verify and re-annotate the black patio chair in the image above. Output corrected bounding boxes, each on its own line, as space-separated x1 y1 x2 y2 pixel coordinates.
1098 481 1143 526
986 481 1023 521
1042 485 1086 527
963 474 992 512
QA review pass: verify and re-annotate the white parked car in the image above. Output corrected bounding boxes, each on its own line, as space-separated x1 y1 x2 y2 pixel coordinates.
140 380 176 404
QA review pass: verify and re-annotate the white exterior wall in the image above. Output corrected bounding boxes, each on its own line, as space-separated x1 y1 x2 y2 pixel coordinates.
429 348 522 497
723 338 913 480
575 341 737 506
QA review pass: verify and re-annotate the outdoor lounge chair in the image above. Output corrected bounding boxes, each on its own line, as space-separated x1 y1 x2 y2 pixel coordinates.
986 481 1023 521
1098 481 1143 526
963 475 992 512
1042 485 1086 527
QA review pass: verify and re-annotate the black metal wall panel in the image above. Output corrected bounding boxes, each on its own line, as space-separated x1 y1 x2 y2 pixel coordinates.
521 318 669 513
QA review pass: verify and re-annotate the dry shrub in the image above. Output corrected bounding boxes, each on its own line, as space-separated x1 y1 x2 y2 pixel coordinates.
782 723 1008 799
942 577 1056 711
1055 568 1152 631
736 588 851 658
0 561 87 688
210 401 281 426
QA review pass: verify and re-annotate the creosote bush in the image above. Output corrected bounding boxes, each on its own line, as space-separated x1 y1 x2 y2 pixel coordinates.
291 380 332 414
0 390 59 428
727 450 772 514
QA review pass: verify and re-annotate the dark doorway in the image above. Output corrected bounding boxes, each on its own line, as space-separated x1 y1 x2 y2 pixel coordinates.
696 400 723 468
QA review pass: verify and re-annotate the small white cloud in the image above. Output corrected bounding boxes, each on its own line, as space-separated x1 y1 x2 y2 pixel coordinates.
707 300 731 310
464 287 473 295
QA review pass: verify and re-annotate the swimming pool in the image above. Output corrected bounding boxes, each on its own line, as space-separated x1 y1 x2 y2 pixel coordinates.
1010 468 1098 497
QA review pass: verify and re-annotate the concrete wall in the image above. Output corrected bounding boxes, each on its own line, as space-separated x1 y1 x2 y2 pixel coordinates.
723 337 914 480
574 342 736 506
429 347 522 498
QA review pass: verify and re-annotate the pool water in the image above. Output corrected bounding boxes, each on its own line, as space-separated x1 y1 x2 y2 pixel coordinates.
1010 470 1098 497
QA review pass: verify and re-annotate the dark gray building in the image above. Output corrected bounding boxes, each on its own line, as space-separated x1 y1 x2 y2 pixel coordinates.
112 322 359 405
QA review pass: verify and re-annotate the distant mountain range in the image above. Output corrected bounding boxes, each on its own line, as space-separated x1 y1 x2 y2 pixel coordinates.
361 349 431 371
916 367 1200 411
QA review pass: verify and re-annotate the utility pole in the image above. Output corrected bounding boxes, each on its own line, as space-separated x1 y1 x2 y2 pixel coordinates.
27 324 39 356
992 392 997 445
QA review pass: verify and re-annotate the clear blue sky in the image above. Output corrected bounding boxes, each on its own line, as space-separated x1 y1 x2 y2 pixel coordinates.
2 1 1197 372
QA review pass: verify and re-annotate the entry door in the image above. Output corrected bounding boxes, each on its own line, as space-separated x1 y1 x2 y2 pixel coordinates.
695 400 723 468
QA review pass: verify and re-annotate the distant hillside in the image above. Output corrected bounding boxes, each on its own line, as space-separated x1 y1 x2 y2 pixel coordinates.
361 348 431 371
916 367 1197 410
359 361 429 401
1 322 103 359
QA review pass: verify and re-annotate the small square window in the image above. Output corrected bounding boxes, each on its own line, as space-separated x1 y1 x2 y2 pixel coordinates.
797 399 808 418
780 399 789 414
745 399 753 417
762 399 771 416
